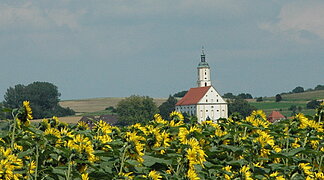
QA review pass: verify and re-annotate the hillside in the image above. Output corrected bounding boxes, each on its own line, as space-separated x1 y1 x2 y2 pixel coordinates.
249 90 324 117
59 97 168 114
263 90 324 101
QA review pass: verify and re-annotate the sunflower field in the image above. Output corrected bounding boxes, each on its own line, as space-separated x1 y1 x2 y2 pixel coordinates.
1 101 324 180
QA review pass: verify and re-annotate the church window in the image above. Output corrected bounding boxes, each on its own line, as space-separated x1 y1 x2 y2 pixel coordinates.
211 106 214 108
217 99 219 102
205 82 207 86
206 99 208 102
205 72 206 75
206 110 208 112
217 110 219 112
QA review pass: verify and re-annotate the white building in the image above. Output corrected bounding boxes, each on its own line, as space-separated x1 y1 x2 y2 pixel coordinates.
175 49 228 123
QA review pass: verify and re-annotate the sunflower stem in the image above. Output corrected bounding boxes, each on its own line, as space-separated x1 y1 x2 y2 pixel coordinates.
10 112 17 149
119 144 130 174
35 144 39 180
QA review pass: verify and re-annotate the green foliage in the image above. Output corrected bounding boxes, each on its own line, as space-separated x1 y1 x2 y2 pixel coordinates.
3 82 75 119
223 92 236 99
237 93 253 99
158 95 178 119
315 84 324 91
228 98 256 117
116 95 158 126
292 86 305 93
224 93 253 99
173 90 188 98
307 100 322 109
2 102 324 179
275 94 282 102
105 106 117 113
256 97 263 102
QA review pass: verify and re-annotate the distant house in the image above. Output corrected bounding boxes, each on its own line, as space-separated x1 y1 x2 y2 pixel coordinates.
79 116 97 129
99 115 118 126
267 111 285 123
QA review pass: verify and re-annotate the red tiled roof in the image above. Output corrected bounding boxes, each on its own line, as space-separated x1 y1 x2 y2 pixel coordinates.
267 111 285 123
176 86 211 106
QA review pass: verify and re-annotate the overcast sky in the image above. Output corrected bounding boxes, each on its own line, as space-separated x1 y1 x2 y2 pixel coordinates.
1 0 323 100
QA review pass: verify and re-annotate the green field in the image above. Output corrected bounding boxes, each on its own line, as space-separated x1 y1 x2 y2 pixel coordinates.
249 90 324 117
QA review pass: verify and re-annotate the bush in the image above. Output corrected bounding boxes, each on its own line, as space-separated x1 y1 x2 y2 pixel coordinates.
256 97 263 102
105 106 117 113
292 86 304 93
307 100 322 109
275 94 282 102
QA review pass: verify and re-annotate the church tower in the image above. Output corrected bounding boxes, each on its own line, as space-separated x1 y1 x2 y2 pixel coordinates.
175 48 228 122
197 48 211 87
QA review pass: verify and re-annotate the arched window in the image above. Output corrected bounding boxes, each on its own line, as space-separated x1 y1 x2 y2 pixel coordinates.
205 82 207 86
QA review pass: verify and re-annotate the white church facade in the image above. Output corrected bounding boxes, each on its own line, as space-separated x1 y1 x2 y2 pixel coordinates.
175 50 228 123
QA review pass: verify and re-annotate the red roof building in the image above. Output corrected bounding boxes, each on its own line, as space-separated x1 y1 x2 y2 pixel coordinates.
267 111 286 123
176 86 211 106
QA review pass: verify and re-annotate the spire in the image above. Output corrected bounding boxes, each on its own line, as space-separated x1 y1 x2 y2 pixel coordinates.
201 46 206 62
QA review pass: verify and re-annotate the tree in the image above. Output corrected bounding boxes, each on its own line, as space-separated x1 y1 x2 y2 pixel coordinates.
292 86 304 93
3 82 75 119
315 85 324 91
223 93 236 99
289 105 297 115
306 100 322 109
116 95 158 126
237 93 253 99
256 97 263 102
173 90 188 98
158 95 178 119
275 94 282 102
228 98 256 117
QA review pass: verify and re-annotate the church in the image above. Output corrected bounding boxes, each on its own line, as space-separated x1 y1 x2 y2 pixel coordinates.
175 49 228 123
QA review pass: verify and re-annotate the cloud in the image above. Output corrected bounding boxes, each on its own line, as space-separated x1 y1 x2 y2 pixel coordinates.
0 1 84 30
260 1 324 42
0 2 48 29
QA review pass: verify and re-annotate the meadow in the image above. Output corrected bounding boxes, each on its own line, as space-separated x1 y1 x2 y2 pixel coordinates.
248 90 324 117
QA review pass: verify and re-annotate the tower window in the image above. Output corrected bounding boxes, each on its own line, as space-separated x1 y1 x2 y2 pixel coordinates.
205 72 206 75
206 99 208 102
205 82 207 86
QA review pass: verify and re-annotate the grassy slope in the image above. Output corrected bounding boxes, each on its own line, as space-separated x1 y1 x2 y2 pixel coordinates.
55 97 167 124
60 97 167 114
249 90 324 117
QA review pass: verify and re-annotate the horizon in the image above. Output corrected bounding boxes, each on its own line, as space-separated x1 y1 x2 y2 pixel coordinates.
1 1 323 101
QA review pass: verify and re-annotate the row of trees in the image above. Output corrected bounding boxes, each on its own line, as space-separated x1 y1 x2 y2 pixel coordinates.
116 93 257 126
1 82 75 119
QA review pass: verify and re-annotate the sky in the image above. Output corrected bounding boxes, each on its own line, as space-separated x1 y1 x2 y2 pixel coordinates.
1 0 324 100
